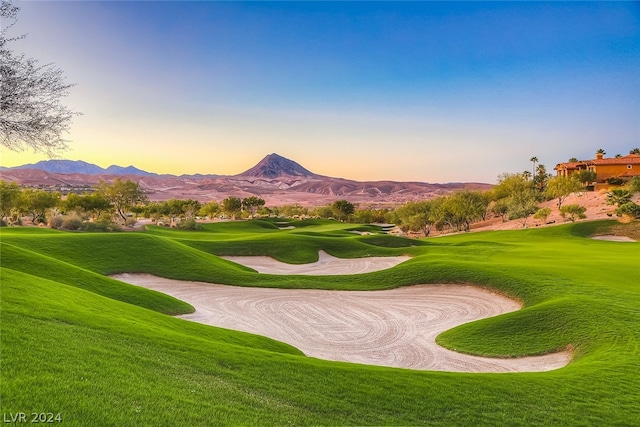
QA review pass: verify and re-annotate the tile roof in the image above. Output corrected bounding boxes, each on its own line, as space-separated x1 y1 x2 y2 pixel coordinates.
555 154 640 169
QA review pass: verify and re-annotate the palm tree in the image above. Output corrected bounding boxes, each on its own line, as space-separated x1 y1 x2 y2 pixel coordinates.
530 157 538 180
568 157 578 162
522 170 532 181
596 148 606 155
630 148 640 155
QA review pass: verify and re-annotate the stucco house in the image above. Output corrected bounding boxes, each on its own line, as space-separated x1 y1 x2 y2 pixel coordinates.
554 151 640 189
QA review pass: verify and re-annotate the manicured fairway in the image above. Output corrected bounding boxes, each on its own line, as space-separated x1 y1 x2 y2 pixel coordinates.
1 219 639 425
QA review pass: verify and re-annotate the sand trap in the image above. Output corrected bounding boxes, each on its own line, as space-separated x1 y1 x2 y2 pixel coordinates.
591 235 636 242
221 250 411 275
113 274 571 373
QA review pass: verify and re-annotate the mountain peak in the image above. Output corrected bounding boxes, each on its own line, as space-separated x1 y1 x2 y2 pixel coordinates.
237 153 317 179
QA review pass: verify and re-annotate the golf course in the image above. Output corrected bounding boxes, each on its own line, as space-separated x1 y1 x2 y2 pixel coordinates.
1 218 639 425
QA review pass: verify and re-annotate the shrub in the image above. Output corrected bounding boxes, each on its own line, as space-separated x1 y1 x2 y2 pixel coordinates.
533 207 551 223
83 219 121 232
606 177 625 186
48 215 63 229
627 176 640 194
616 202 640 219
559 204 587 222
179 218 201 230
61 214 83 231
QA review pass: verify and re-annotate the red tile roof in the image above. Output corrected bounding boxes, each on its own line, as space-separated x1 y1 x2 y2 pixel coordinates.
555 154 640 169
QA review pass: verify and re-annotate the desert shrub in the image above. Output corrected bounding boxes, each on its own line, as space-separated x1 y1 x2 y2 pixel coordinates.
560 204 587 222
533 207 551 223
616 202 640 219
61 214 83 231
606 177 625 186
179 218 201 230
83 219 121 232
627 176 640 194
48 215 64 229
125 217 137 227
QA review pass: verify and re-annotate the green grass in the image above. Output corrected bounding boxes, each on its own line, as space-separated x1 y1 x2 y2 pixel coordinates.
1 219 640 425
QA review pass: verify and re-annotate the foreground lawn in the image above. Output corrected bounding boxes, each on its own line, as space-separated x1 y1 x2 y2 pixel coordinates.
1 219 639 425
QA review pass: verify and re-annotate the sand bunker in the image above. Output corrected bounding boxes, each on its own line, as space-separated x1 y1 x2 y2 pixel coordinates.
591 235 636 242
113 274 571 373
221 250 411 275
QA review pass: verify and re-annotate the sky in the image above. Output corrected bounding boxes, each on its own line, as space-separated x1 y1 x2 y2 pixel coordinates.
1 1 639 184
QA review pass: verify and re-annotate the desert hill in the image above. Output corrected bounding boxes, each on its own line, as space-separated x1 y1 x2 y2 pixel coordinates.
0 153 492 205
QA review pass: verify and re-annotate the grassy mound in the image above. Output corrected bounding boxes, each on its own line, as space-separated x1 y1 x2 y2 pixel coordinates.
1 219 639 425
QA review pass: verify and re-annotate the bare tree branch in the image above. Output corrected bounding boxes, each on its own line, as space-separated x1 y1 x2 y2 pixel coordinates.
0 0 79 156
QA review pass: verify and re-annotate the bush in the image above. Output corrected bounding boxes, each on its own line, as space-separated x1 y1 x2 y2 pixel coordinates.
559 204 587 222
533 207 551 223
48 215 64 229
607 177 625 186
627 176 640 194
179 218 201 230
83 219 121 232
61 214 83 231
616 202 640 219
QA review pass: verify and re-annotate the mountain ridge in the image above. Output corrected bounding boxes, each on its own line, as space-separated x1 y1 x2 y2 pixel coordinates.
0 154 492 205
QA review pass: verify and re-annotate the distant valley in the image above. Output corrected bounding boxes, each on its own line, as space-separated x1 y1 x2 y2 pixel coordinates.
0 153 492 205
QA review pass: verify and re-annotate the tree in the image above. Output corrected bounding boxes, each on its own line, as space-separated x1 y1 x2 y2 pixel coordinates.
534 164 549 192
199 201 220 219
1 0 79 156
18 188 60 224
630 148 640 155
242 196 265 218
545 176 582 210
568 157 578 162
506 188 538 228
0 180 20 223
530 157 538 180
395 201 434 236
443 190 488 232
96 178 147 222
596 148 606 156
559 204 586 222
222 196 242 220
575 170 597 185
62 192 111 219
332 199 355 222
488 199 509 222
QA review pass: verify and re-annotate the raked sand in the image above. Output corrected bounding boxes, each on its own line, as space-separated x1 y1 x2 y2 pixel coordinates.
221 250 411 275
113 267 571 373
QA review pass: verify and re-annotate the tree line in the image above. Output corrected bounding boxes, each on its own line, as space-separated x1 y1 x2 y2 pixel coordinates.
1 173 639 232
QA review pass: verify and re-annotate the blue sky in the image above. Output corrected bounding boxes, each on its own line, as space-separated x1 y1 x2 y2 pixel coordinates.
1 1 639 183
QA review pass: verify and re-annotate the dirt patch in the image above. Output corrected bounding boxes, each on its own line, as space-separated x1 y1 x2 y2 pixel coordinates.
113 274 571 373
221 250 411 275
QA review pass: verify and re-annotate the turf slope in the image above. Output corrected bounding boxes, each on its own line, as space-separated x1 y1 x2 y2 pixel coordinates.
1 219 639 425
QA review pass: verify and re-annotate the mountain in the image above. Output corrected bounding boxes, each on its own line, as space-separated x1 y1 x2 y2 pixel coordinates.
2 160 156 176
103 165 157 176
236 153 318 178
5 160 106 175
0 154 492 205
